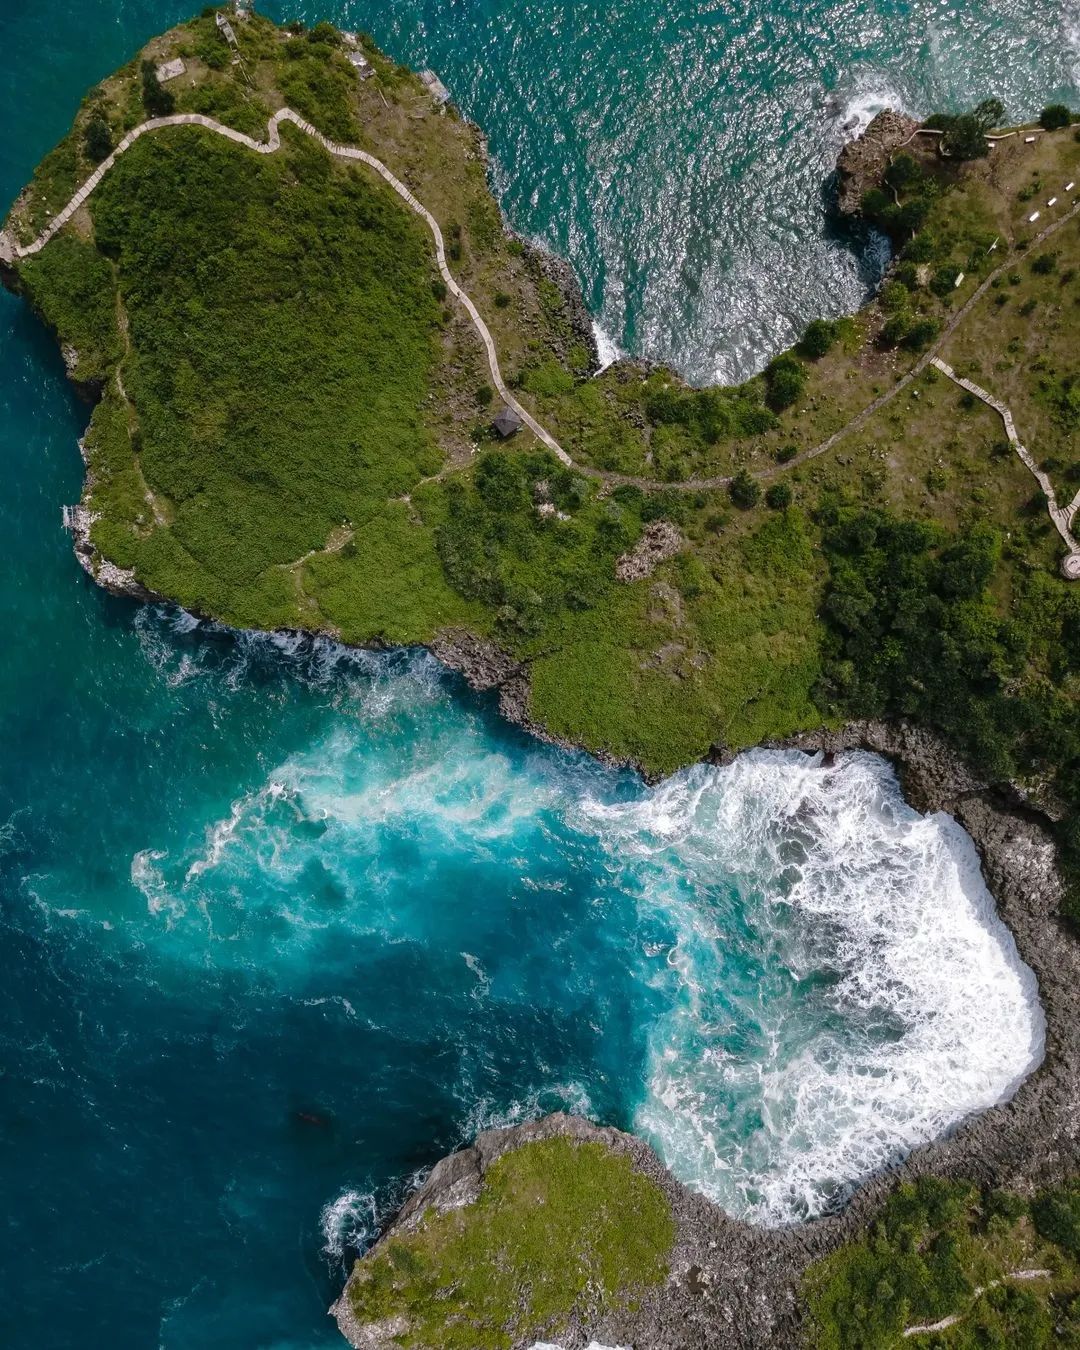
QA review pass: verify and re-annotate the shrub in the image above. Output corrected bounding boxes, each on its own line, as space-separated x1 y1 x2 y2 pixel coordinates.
930 264 962 296
775 444 798 464
729 470 760 509
140 60 175 117
494 291 511 308
475 384 493 407
765 354 806 411
1040 104 1072 131
903 317 941 351
885 152 923 191
645 386 688 426
903 233 936 263
941 98 1003 160
896 197 932 234
83 114 112 163
765 482 792 509
307 21 340 45
1033 1187 1080 1255
798 318 838 359
881 311 913 345
1032 252 1057 275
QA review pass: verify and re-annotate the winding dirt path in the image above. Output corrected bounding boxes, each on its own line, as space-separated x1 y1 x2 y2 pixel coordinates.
0 107 573 466
903 1269 1052 1339
4 109 1078 500
595 195 1080 494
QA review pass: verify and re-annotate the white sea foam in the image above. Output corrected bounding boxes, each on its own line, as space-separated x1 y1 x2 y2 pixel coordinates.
576 750 1044 1224
131 673 1043 1227
320 1188 378 1261
592 321 622 372
459 1081 595 1141
1065 5 1080 87
531 1344 629 1350
823 65 917 144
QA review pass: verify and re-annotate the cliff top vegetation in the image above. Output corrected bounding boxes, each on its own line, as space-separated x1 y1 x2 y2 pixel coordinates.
6 12 1080 907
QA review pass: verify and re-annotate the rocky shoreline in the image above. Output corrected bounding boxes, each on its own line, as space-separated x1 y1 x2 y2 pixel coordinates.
834 107 920 215
334 717 1078 1350
34 414 1080 1349
11 104 1080 1348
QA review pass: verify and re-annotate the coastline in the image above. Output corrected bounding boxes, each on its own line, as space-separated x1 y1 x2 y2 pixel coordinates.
332 723 1075 1350
6 84 1078 1345
38 275 1080 1335
69 549 1079 1346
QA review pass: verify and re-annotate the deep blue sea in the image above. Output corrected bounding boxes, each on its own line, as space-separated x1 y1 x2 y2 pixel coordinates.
0 2 1070 1346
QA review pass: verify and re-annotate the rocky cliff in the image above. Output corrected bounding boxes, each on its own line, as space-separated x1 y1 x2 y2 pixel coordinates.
835 108 920 214
332 723 1080 1349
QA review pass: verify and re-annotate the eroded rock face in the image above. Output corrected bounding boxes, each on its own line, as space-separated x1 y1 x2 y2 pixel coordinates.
835 109 920 215
331 1113 810 1350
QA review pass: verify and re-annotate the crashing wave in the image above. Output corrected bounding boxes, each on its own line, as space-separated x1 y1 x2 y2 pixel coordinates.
578 750 1044 1223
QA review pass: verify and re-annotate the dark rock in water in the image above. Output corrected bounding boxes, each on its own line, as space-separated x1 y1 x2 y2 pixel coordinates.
835 108 920 215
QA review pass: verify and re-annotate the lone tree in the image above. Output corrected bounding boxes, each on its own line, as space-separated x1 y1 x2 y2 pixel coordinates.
765 482 792 510
941 97 1004 160
729 469 760 510
765 353 807 411
1040 104 1073 131
798 318 838 360
83 113 112 163
140 60 175 117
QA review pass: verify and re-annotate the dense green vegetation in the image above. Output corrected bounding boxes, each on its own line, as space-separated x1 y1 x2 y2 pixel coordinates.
61 124 443 626
805 1176 1080 1348
13 14 1080 1348
816 504 1080 917
345 1138 674 1349
9 14 1080 797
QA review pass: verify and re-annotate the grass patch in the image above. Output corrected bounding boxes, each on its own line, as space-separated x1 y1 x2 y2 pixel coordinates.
346 1137 674 1349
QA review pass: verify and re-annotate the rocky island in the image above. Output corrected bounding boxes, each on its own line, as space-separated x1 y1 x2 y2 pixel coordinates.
7 9 1080 1346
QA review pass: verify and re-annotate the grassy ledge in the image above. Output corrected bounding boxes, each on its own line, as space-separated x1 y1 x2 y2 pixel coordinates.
9 11 1080 1346
340 1137 674 1349
7 12 1080 812
9 11 1080 815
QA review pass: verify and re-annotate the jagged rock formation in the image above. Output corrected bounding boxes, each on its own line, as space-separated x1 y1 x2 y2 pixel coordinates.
835 109 920 215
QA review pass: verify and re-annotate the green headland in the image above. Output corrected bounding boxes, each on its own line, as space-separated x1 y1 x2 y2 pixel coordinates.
7 11 1080 1346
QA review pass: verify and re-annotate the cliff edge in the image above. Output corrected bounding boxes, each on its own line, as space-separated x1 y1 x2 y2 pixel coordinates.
835 108 920 214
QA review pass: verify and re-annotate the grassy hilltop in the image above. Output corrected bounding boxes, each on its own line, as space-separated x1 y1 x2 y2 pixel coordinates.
7 9 1080 836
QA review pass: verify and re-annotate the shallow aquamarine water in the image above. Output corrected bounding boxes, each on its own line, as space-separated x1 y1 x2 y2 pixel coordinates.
0 1 1066 1345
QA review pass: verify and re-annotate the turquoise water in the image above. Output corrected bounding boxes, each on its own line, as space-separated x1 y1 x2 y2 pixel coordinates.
0 1 1065 1346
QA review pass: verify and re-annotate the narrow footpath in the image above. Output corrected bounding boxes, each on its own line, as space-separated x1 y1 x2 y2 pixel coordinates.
0 107 573 466
4 108 1079 513
931 357 1080 577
